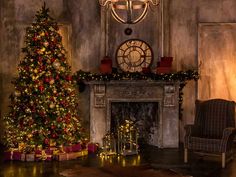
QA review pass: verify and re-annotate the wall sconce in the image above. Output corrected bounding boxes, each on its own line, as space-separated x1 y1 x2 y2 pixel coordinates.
99 0 160 24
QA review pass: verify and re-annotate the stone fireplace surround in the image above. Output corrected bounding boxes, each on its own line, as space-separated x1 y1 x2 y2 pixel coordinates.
88 80 179 148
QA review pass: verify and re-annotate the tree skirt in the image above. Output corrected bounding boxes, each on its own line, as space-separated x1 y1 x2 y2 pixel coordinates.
60 165 192 177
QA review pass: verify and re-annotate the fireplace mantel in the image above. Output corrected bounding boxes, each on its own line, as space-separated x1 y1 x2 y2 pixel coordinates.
87 80 179 148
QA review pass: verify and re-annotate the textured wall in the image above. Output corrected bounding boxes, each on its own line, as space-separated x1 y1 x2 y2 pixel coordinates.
107 6 161 70
198 23 236 100
169 0 236 141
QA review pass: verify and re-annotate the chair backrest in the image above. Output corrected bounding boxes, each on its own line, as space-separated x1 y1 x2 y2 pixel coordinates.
194 99 235 139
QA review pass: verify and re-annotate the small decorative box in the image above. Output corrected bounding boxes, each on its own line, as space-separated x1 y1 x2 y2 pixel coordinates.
54 153 67 161
35 150 42 161
63 146 73 153
71 143 81 152
88 143 99 153
26 153 35 162
21 153 26 161
4 151 12 161
44 149 53 161
12 151 22 161
66 152 78 160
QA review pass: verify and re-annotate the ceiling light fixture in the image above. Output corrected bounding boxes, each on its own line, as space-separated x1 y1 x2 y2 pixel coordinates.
99 0 160 24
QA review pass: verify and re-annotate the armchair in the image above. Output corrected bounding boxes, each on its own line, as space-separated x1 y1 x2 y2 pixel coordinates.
184 99 236 168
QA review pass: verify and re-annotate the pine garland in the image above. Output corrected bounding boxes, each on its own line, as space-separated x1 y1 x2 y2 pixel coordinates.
73 69 199 119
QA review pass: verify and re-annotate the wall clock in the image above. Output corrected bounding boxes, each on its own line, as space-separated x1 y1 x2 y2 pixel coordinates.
116 39 153 72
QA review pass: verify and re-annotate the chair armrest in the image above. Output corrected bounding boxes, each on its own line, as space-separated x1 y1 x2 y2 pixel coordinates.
221 127 236 152
222 127 236 139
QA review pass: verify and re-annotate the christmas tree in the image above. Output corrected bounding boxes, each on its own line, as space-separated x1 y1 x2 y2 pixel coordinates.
3 4 86 149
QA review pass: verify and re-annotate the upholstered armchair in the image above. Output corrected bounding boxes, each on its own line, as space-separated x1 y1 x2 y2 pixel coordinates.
184 99 236 168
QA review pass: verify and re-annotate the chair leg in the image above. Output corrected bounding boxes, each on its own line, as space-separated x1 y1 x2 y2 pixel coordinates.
222 152 225 168
184 148 188 163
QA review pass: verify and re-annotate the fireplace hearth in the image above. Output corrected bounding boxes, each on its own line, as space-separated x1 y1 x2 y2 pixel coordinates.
88 80 179 148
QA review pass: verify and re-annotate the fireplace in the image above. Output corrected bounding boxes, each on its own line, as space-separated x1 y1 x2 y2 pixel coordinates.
110 101 159 146
88 80 179 148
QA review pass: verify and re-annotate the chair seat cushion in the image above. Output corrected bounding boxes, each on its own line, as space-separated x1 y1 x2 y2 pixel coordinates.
188 137 222 153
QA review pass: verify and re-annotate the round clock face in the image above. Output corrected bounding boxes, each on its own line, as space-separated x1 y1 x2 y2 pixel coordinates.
116 39 153 72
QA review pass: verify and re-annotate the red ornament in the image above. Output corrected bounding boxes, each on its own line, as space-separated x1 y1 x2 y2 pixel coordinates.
66 75 72 81
38 57 43 62
44 77 50 83
39 111 46 117
55 75 60 80
51 134 57 138
44 138 49 145
51 125 56 130
51 58 56 63
56 117 62 122
38 85 44 92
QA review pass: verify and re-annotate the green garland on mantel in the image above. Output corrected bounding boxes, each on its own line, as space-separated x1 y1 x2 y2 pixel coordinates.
73 69 199 120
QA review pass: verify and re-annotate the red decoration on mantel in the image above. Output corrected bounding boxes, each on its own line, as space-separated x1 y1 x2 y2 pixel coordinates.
156 57 173 74
100 56 112 74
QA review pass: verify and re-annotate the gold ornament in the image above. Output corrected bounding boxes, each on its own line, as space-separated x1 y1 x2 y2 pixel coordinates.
41 47 46 52
49 79 55 85
49 103 55 109
60 66 65 72
28 134 33 138
25 108 31 113
40 32 45 36
53 61 61 69
14 90 21 97
34 69 38 73
43 41 49 47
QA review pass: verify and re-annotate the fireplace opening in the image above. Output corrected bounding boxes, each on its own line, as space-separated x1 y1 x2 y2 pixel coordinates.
110 102 159 146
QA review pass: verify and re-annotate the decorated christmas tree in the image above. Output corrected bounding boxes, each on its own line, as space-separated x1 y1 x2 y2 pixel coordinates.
3 4 86 150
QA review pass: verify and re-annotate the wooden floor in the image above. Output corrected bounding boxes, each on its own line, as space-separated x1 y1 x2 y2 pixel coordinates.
0 144 236 177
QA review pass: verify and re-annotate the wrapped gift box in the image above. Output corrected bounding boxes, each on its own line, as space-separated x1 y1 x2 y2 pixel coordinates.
63 145 73 153
26 153 35 162
88 143 99 153
71 143 81 152
12 151 22 161
21 153 26 161
54 153 67 161
44 149 53 161
81 149 88 156
35 150 42 161
4 151 12 161
66 152 78 160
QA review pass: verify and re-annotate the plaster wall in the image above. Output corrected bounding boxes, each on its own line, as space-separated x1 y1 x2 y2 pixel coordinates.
169 0 236 140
